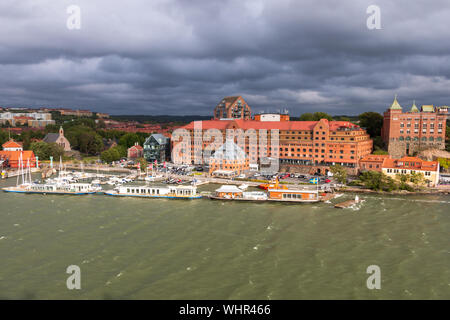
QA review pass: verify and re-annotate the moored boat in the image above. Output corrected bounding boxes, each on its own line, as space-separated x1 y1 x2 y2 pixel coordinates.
2 182 101 195
103 184 202 199
210 185 267 201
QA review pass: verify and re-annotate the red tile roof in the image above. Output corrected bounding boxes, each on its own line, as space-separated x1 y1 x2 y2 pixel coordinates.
182 119 360 131
128 145 143 150
382 156 438 171
2 140 22 149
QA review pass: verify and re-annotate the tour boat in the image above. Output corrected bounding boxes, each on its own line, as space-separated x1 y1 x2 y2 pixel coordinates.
103 185 202 199
211 179 321 203
266 187 319 203
210 185 268 201
3 182 101 195
265 178 320 203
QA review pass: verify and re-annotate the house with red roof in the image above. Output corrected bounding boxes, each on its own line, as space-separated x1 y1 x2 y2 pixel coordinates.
381 156 440 186
127 142 144 159
2 140 23 151
359 154 390 172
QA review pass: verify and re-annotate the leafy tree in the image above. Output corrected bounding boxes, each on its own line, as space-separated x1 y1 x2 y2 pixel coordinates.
333 116 351 121
330 164 347 184
0 130 9 147
409 172 425 187
373 149 388 155
65 125 104 155
358 112 383 137
358 171 397 191
438 157 449 170
119 132 141 148
138 157 147 170
312 112 333 121
372 136 385 151
298 112 333 121
100 145 124 163
30 142 64 160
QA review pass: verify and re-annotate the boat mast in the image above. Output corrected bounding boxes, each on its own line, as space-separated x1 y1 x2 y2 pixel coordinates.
16 152 22 186
26 158 31 184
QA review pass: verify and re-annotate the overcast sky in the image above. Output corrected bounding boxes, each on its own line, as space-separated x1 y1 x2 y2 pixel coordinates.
1 0 449 116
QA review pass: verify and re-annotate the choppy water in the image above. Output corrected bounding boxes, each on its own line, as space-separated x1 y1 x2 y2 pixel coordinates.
0 177 449 299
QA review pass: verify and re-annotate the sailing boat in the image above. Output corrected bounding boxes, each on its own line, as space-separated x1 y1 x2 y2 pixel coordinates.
3 155 101 195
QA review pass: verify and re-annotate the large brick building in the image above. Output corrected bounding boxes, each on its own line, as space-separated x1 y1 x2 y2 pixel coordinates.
381 96 448 158
173 116 373 175
213 96 252 120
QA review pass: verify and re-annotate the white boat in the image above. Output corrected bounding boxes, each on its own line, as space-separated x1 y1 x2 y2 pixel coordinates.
238 184 249 190
3 182 101 195
104 184 202 199
144 174 163 182
210 185 267 201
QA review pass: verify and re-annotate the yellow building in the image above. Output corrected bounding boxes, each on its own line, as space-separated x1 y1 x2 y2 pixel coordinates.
381 156 440 187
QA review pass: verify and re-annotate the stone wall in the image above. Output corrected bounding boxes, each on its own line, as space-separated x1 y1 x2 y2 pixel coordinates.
280 164 358 176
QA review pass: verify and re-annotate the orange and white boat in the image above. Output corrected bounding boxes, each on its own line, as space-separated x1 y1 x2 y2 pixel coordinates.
266 178 320 203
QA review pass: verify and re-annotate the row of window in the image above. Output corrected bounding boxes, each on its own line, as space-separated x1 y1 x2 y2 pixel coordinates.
385 169 432 176
398 136 443 141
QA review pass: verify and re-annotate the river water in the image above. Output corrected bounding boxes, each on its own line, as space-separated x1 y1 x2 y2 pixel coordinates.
0 177 449 299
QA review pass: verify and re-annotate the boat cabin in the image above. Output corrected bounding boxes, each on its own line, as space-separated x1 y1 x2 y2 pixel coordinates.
118 185 197 196
214 185 243 199
268 188 319 202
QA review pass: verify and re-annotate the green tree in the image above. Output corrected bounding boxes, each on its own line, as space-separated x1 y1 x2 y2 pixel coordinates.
119 132 141 148
409 172 425 188
30 142 64 160
299 112 333 121
373 149 388 155
438 157 449 170
100 150 111 163
359 171 397 192
312 112 333 121
138 157 147 170
298 113 314 121
358 112 383 137
330 164 347 184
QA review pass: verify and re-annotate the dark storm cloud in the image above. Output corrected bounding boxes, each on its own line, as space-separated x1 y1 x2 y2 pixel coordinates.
1 0 450 115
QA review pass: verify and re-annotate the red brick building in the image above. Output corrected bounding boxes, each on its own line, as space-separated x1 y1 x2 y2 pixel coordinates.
359 154 390 172
127 143 144 159
174 118 373 174
381 96 448 158
213 96 252 120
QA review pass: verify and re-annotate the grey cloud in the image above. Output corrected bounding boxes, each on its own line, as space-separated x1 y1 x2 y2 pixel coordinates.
0 0 450 115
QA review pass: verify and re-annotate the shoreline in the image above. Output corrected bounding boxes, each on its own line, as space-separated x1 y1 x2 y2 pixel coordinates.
337 186 450 196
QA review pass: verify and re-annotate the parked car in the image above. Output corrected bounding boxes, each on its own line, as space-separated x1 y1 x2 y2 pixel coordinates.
237 174 246 179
